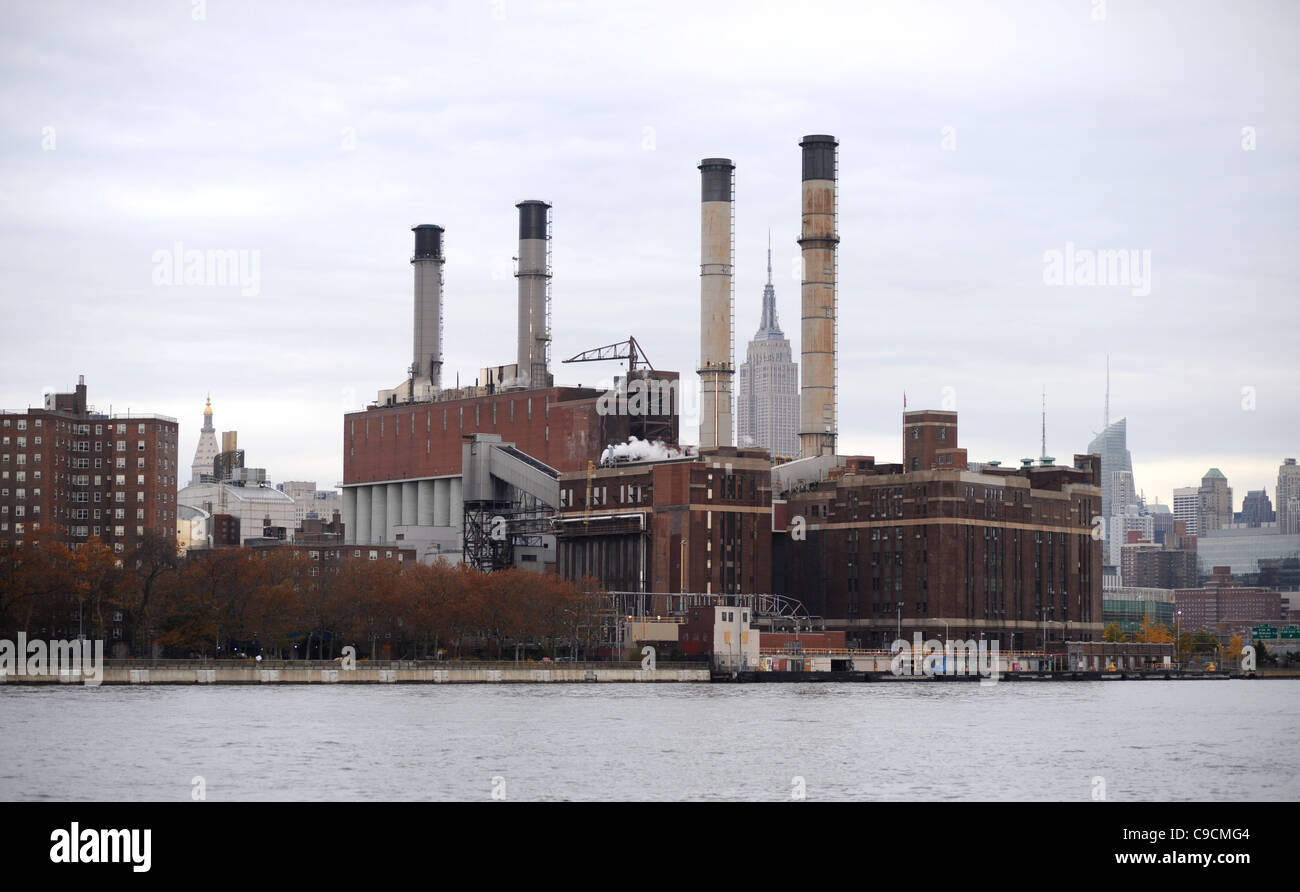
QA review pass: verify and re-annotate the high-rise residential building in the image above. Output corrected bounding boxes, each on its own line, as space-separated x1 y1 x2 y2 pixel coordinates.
189 396 220 485
1277 458 1300 534
1175 566 1284 639
736 240 798 459
1173 486 1200 536
1198 468 1233 534
1240 489 1274 527
0 377 180 554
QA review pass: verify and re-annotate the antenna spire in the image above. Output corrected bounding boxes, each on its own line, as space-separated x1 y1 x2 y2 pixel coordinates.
766 228 772 286
1041 387 1047 460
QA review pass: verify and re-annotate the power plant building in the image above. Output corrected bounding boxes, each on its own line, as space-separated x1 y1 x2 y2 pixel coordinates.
773 412 1104 650
339 132 1107 651
343 202 678 568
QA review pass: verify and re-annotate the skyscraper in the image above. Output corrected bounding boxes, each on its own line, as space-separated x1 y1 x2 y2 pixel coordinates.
1278 458 1300 534
1173 486 1200 536
189 396 220 485
1198 468 1233 534
1087 417 1134 566
1240 489 1274 526
736 237 798 459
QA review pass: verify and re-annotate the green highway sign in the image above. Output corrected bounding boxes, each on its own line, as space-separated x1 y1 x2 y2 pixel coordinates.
1252 625 1278 639
1281 626 1300 640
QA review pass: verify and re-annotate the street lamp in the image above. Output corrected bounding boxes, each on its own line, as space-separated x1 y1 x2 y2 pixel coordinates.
1175 609 1182 666
896 602 903 642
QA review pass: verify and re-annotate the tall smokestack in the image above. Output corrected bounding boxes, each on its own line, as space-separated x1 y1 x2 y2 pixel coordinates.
516 200 552 389
698 158 735 449
412 224 444 392
798 135 838 458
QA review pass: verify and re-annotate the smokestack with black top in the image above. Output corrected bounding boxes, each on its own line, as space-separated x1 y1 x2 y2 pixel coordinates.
412 224 444 392
516 200 552 389
698 157 735 448
798 135 838 458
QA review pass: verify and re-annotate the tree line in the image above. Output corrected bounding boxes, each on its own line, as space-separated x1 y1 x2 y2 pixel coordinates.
1102 619 1248 663
0 535 612 661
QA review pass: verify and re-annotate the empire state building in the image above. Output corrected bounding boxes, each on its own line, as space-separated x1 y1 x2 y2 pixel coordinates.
737 240 799 459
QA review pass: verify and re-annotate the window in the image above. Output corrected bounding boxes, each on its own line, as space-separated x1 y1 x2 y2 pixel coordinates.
116 441 125 452
137 458 145 469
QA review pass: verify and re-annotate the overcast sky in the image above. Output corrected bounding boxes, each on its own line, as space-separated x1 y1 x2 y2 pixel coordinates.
2 0 1296 511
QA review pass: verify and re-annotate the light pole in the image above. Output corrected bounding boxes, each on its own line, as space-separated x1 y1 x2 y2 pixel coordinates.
1175 609 1182 666
896 602 903 642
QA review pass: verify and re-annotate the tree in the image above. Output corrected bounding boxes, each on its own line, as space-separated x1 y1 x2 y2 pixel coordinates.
122 532 182 657
1135 618 1174 644
1102 622 1127 643
1224 633 1244 661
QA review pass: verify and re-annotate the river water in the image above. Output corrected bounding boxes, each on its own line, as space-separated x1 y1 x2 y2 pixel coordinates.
1 681 1296 801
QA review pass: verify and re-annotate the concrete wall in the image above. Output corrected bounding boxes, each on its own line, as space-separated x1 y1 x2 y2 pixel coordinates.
0 665 709 685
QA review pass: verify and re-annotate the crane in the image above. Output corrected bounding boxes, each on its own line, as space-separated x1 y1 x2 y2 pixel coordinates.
561 336 654 372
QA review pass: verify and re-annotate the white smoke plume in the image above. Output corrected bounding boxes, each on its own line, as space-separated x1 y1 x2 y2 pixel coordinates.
599 436 696 466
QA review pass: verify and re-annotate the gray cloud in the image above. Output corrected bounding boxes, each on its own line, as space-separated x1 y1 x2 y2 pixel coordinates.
1 0 1295 507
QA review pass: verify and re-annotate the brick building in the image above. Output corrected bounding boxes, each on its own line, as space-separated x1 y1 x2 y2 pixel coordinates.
773 412 1103 650
554 446 773 602
342 373 680 562
0 378 180 554
1174 565 1283 637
